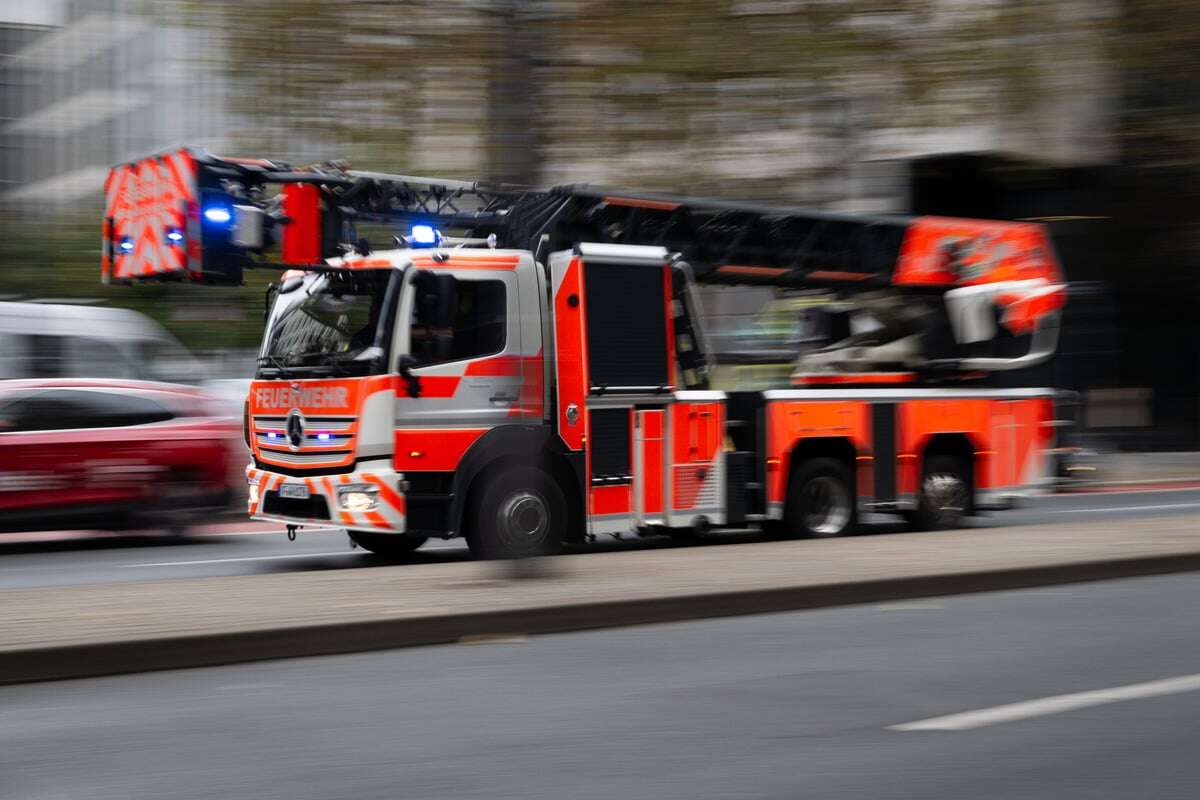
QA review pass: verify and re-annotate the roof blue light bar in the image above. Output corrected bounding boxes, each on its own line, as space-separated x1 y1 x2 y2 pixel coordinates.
410 224 438 246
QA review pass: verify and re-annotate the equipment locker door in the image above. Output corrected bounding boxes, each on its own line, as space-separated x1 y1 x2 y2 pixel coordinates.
548 244 677 536
633 408 666 526
666 396 726 527
990 401 1018 490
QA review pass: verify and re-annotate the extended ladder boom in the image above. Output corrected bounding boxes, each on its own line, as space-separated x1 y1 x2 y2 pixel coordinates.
103 147 1062 291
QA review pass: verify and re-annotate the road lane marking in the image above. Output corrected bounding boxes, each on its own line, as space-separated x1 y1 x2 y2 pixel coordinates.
1054 502 1200 514
0 525 341 544
890 673 1200 731
207 526 342 537
123 551 363 567
122 542 462 568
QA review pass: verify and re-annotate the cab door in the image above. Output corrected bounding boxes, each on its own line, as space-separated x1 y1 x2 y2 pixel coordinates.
392 261 524 473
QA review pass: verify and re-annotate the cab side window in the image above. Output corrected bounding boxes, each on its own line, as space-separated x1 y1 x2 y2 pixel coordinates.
411 279 506 366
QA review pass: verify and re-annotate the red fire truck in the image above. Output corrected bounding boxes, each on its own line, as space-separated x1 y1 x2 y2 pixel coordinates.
102 148 1065 558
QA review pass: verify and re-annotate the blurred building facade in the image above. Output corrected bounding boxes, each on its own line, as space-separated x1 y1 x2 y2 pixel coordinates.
3 0 1195 447
0 0 231 206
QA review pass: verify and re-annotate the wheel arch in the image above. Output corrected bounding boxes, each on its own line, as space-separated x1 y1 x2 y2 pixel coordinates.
783 436 858 517
920 432 977 510
449 424 584 541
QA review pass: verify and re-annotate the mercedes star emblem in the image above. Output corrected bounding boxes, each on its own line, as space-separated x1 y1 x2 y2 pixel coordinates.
286 408 306 452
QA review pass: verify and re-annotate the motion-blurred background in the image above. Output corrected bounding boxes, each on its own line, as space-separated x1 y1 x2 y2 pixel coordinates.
0 0 1196 448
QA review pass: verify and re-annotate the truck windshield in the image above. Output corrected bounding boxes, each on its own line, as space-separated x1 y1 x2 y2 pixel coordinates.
258 270 397 378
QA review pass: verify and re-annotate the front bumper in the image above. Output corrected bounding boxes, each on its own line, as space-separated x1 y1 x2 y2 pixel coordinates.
246 464 406 533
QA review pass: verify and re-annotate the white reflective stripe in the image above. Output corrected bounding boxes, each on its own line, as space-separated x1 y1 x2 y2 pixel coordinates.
589 513 635 535
575 243 670 262
674 390 727 401
763 388 1056 401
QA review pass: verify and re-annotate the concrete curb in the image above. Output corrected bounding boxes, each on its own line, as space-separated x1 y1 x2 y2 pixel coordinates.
5 550 1200 686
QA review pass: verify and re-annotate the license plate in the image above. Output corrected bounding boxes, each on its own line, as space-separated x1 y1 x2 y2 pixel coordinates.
279 483 310 500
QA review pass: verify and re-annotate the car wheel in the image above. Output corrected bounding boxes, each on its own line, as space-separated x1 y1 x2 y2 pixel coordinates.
157 470 206 537
784 457 856 538
467 467 566 560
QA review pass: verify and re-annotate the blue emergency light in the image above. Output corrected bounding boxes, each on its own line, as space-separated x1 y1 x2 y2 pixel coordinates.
203 206 232 224
119 236 134 252
410 224 438 246
166 228 184 244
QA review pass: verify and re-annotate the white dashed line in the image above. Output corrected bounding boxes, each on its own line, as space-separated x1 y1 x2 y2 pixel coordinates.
891 673 1200 731
123 551 365 568
1055 502 1200 514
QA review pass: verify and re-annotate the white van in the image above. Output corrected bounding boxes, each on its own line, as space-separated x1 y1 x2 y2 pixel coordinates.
0 302 205 384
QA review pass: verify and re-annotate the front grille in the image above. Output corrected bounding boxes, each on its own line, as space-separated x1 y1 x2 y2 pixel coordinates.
256 449 354 465
262 491 331 520
257 432 351 446
252 413 358 470
252 458 357 477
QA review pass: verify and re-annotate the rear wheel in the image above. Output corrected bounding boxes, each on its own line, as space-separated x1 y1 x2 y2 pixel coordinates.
909 454 971 530
783 457 856 538
467 466 566 560
348 531 428 559
155 470 207 537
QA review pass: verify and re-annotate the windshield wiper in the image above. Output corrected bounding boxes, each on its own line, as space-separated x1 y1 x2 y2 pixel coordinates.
277 351 354 377
256 354 293 379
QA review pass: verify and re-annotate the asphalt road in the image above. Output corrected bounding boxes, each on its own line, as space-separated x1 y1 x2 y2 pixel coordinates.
0 487 1198 589
3 571 1199 799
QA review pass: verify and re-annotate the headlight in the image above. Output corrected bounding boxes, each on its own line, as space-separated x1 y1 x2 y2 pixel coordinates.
248 482 260 505
338 485 379 511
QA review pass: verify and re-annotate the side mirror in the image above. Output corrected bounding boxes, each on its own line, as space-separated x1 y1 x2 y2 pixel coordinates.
397 354 421 398
263 282 277 322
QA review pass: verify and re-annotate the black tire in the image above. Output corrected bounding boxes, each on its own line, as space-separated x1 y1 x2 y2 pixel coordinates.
467 466 566 559
783 457 857 538
155 469 206 536
348 530 428 558
909 454 972 531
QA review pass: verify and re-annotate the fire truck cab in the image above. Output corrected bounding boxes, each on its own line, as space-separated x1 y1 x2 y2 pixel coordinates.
104 148 1063 558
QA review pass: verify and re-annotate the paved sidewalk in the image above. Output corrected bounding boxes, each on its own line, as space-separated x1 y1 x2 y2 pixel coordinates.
3 514 1199 684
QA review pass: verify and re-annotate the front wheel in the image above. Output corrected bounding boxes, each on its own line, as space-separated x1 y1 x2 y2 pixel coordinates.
467 467 566 560
784 457 856 538
909 454 972 531
348 531 428 559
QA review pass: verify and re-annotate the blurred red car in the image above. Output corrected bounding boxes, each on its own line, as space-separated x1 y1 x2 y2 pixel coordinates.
0 380 238 534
